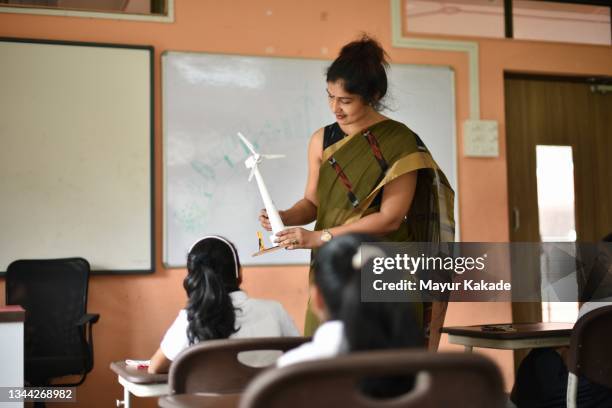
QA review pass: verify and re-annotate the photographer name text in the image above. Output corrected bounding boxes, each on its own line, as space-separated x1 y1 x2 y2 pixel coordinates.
372 279 511 292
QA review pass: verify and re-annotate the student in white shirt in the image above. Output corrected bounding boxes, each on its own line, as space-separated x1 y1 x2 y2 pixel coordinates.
149 235 299 373
277 233 423 369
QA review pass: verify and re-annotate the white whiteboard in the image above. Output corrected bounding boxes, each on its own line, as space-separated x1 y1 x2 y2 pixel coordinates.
163 51 456 266
0 39 153 273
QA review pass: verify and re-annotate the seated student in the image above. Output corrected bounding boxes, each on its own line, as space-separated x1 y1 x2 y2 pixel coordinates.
511 234 612 408
149 235 299 373
277 233 424 368
579 232 612 304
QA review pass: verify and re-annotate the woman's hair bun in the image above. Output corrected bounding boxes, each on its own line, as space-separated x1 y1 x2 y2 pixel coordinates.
327 34 390 111
338 34 388 68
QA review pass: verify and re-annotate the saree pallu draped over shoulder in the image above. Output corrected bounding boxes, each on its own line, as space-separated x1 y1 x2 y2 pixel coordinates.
305 119 455 350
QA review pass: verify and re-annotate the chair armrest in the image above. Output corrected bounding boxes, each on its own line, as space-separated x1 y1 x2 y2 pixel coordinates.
75 313 100 327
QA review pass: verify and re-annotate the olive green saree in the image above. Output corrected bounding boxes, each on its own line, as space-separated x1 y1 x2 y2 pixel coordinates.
305 119 455 348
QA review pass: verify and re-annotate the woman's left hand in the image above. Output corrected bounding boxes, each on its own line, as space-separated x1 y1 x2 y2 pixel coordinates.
275 228 320 250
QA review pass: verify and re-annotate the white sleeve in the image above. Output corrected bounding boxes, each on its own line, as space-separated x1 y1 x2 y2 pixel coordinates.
160 310 190 361
276 341 319 367
276 322 344 367
275 303 300 336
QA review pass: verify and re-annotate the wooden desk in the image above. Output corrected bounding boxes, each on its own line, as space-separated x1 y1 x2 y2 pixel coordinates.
0 306 25 408
441 322 573 352
110 361 168 408
158 393 240 408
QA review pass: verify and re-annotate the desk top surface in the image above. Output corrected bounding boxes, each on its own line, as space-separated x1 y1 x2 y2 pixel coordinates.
110 361 168 384
0 305 25 323
441 322 573 340
158 393 241 408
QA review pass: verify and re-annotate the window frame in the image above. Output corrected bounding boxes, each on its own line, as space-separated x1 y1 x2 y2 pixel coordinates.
0 0 174 23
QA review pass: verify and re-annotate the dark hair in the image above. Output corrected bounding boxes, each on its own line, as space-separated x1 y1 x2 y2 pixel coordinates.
315 234 424 398
342 275 424 399
326 34 390 111
341 275 424 353
183 236 241 345
313 233 374 319
313 233 424 350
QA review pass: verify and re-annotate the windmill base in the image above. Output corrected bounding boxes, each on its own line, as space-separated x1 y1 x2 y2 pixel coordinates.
251 245 284 257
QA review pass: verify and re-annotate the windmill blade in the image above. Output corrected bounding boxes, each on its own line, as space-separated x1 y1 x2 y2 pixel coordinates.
237 132 258 155
261 154 285 159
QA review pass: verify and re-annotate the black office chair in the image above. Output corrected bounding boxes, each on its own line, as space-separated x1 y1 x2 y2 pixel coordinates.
6 258 100 387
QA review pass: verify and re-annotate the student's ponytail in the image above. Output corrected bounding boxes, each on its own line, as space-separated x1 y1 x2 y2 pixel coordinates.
183 236 241 344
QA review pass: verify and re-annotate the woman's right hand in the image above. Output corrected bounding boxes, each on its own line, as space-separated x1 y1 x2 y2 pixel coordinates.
259 209 272 231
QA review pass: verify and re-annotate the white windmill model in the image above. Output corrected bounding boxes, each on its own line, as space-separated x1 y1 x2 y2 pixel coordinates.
237 132 286 255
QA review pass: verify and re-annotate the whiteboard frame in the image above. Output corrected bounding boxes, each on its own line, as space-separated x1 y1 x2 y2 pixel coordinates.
0 37 155 275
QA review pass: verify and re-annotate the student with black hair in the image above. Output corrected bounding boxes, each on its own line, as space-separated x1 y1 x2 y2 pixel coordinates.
148 236 299 373
277 233 423 367
258 34 454 337
511 233 612 407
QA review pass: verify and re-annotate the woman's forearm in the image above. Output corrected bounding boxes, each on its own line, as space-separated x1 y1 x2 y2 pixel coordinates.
275 210 400 250
282 198 318 226
325 171 416 239
327 210 400 238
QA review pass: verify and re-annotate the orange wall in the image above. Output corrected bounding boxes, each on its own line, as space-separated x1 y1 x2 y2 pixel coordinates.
0 1 611 406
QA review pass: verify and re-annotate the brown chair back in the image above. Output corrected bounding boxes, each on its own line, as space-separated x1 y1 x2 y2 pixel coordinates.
168 336 308 394
567 304 612 388
240 350 506 408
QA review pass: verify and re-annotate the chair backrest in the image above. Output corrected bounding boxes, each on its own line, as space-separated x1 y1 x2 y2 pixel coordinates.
567 304 612 388
240 350 506 408
6 258 91 382
169 336 309 394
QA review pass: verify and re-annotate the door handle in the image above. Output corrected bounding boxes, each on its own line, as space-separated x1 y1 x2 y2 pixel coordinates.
512 206 520 232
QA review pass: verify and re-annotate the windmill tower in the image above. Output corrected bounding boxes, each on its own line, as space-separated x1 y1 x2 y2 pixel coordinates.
238 132 286 250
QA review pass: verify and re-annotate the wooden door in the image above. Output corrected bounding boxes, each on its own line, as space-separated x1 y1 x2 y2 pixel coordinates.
505 74 612 368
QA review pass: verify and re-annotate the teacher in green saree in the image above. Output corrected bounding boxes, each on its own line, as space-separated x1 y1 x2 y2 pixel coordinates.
258 35 455 349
